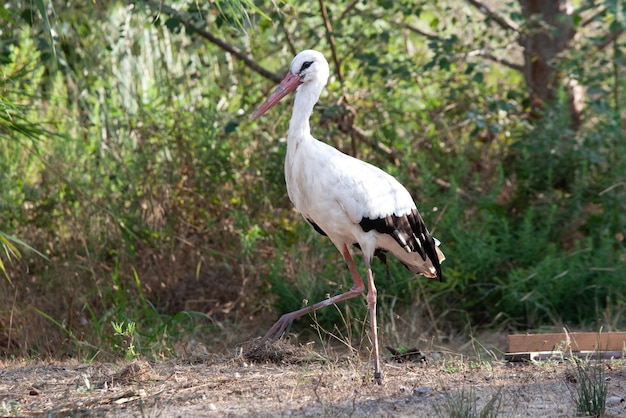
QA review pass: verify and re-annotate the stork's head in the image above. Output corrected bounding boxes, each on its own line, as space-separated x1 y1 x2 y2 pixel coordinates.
252 50 329 120
289 50 329 86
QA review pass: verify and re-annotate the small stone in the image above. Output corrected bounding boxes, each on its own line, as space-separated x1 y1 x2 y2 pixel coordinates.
413 386 432 396
607 396 624 406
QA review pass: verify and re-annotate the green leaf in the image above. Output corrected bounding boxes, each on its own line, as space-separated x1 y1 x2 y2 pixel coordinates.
165 17 183 33
0 232 47 260
376 0 394 10
225 119 240 134
33 0 56 61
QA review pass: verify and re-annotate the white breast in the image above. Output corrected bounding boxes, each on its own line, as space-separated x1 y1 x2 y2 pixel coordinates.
285 137 416 240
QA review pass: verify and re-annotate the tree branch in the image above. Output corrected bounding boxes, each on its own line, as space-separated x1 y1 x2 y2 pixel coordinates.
318 0 355 154
581 7 606 28
144 0 283 83
338 0 361 22
593 28 624 53
144 0 407 166
574 5 624 55
318 0 345 88
467 50 524 72
345 124 399 166
281 20 298 57
400 21 442 41
465 0 519 34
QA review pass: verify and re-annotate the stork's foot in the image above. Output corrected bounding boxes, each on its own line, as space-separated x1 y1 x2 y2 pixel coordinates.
258 312 296 344
374 371 383 385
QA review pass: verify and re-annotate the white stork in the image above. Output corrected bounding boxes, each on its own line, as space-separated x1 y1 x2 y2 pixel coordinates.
252 50 444 384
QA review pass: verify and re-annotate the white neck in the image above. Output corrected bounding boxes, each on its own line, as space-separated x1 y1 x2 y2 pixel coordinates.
287 80 324 144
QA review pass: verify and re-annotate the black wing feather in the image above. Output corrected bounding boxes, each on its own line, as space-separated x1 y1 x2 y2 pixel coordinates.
359 209 442 281
306 218 328 236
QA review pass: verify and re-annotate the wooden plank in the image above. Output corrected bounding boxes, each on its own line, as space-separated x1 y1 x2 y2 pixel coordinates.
505 351 626 362
508 332 626 353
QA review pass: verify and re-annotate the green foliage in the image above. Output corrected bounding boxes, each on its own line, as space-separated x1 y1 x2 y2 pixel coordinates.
0 233 20 284
0 232 47 284
570 357 607 417
111 321 139 361
0 400 21 417
0 27 52 284
433 386 504 418
266 222 362 335
1 2 254 358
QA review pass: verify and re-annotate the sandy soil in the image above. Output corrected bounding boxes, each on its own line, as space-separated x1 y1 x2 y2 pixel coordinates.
2 343 626 417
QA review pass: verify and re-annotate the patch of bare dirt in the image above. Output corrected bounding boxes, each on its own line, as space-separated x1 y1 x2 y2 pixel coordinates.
2 345 626 417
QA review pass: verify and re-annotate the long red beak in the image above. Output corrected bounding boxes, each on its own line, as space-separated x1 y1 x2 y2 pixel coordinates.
251 72 302 120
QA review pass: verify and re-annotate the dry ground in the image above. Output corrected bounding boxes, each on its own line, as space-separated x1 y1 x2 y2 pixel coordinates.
2 342 626 417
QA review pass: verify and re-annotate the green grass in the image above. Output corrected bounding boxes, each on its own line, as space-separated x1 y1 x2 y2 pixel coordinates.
433 386 504 418
570 357 608 417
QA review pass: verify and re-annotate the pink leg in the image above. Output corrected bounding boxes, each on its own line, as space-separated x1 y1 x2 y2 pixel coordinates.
365 265 382 385
260 244 365 344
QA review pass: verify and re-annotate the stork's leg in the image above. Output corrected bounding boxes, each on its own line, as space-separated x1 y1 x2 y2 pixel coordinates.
260 244 365 344
364 261 382 385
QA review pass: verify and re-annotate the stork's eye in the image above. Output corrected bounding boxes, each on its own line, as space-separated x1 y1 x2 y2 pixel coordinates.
299 61 313 73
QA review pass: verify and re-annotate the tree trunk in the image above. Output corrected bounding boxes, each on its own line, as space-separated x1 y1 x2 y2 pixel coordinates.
518 0 578 125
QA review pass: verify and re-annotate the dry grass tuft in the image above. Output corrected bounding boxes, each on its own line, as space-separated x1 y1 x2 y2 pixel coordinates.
113 360 153 384
386 345 427 363
243 339 329 365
